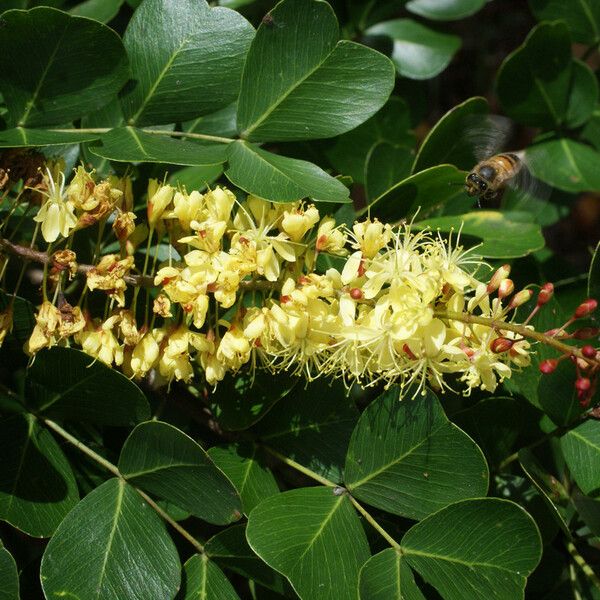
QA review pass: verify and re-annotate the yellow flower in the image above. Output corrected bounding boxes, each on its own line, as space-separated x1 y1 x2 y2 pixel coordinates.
147 181 175 227
281 204 320 242
34 168 77 243
216 327 252 372
351 219 391 258
0 308 12 348
315 217 347 254
25 301 60 355
77 316 123 366
130 331 161 378
86 255 134 307
169 190 204 232
159 326 194 383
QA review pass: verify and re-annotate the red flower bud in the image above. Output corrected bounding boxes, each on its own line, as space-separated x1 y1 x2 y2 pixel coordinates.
508 289 533 310
574 299 598 319
537 283 554 306
574 327 600 340
487 264 511 293
575 377 591 392
498 279 514 300
490 337 513 353
350 287 363 300
582 345 597 359
539 359 558 374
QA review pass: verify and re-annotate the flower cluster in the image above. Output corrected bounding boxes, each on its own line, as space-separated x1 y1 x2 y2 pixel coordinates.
3 164 594 399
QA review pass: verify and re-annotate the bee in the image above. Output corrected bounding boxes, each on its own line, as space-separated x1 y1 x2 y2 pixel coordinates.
465 152 523 201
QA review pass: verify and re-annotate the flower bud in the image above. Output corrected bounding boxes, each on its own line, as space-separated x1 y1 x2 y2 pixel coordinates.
490 337 513 353
575 377 591 392
350 287 363 300
574 298 598 319
537 283 554 306
497 279 514 300
147 182 175 227
508 289 533 310
539 359 558 374
487 264 511 293
574 327 600 340
582 345 597 359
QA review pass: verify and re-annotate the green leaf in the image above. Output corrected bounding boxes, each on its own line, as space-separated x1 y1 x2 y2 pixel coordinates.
365 142 414 202
0 414 78 537
451 396 536 468
406 0 486 21
237 0 395 141
412 96 489 173
572 491 600 537
367 164 467 223
27 347 149 425
40 478 180 600
518 447 570 535
0 292 35 344
366 19 461 80
209 369 297 431
324 95 415 185
359 549 425 600
0 7 129 127
345 388 488 520
178 554 240 600
496 22 572 128
121 0 254 126
252 379 359 482
561 420 600 497
526 139 600 192
207 443 279 514
225 140 350 203
0 542 19 600
184 103 239 139
70 0 123 22
565 59 598 128
529 0 600 43
118 421 242 525
589 241 600 300
418 211 545 258
0 127 101 147
168 165 224 192
537 360 584 426
90 127 228 166
246 487 370 600
205 525 289 594
402 499 542 600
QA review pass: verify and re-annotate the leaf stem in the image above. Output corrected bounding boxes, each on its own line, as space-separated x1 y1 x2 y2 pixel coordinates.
40 416 205 554
347 494 402 551
48 127 235 145
566 540 600 592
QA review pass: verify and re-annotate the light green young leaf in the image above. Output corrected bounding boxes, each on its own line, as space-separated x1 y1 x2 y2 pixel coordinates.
345 387 488 520
121 0 254 126
406 0 486 21
0 7 129 127
119 421 242 525
366 19 461 80
237 0 395 141
246 487 370 600
41 478 180 600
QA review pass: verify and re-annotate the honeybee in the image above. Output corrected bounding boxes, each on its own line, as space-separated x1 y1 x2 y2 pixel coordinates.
461 115 550 218
465 152 523 201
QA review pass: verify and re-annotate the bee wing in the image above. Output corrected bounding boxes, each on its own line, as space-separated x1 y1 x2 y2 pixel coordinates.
502 151 553 224
463 114 514 162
